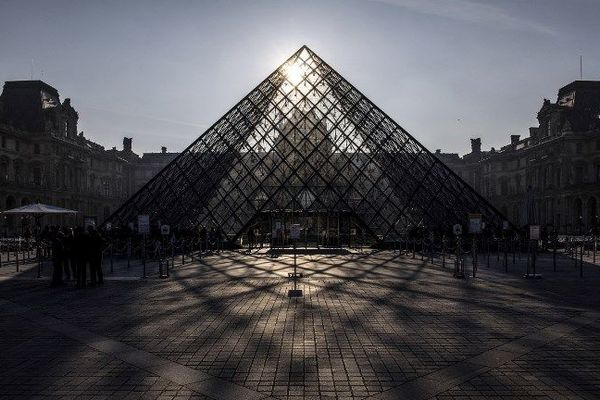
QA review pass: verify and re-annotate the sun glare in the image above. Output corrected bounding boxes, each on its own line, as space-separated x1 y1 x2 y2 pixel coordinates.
285 63 304 86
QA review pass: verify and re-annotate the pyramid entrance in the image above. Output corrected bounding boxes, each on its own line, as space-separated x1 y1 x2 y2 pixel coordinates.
106 46 507 246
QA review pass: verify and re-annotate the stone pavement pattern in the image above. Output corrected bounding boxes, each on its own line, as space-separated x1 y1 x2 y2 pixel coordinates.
1 250 599 399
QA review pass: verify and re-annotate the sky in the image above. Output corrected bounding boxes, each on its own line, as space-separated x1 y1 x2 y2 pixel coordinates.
1 0 599 155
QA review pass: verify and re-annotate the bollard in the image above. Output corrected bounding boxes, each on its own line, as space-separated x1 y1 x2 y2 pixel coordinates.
454 237 465 279
15 241 20 272
580 244 583 278
512 240 515 264
472 238 477 278
166 253 170 277
497 240 500 261
594 239 597 264
110 244 114 274
37 245 42 278
171 244 175 268
127 240 131 269
486 238 490 268
159 248 167 279
441 236 446 268
430 242 434 264
142 237 147 279
181 242 185 265
412 239 415 259
553 239 557 272
503 240 508 273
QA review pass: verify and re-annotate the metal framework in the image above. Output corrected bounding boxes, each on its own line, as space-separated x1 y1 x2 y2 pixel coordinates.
106 46 507 242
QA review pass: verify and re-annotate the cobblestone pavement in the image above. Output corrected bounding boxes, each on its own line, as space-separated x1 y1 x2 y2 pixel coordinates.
1 250 599 399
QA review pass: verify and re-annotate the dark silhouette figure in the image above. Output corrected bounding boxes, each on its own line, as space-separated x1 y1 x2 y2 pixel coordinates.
247 227 255 250
208 227 216 253
50 227 65 287
88 226 105 286
63 228 77 280
199 226 207 252
74 227 87 288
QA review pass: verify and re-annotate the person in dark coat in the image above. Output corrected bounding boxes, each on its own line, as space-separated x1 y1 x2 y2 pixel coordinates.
50 227 65 287
74 227 87 288
88 226 105 286
63 228 76 280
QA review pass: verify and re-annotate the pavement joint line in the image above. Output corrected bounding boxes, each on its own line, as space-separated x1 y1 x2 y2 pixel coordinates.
366 311 600 400
0 276 143 281
0 297 274 400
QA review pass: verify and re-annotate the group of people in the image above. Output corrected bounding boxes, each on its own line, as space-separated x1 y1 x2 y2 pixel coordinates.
198 226 223 252
45 225 106 288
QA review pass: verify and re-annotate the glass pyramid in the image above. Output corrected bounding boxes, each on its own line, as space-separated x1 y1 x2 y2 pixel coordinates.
107 46 506 243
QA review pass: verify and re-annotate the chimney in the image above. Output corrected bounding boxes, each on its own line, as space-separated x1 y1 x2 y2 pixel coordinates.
470 138 481 154
161 146 167 154
510 134 520 146
123 137 132 152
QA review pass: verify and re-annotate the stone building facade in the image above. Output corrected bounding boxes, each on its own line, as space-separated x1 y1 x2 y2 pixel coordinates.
0 80 173 234
436 80 600 234
4 79 598 236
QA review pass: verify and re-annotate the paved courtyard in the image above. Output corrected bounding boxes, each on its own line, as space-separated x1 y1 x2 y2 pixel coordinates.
1 249 600 399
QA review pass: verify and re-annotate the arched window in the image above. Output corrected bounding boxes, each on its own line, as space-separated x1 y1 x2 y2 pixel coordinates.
587 197 598 229
33 167 41 186
573 198 583 226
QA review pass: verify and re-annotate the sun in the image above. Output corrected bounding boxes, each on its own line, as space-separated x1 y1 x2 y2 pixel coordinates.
285 62 305 86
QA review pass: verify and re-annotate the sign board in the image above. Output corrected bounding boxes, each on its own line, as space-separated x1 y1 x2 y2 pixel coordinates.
105 222 112 231
529 225 540 240
138 214 150 234
290 224 301 240
468 213 482 234
350 228 357 236
453 224 462 236
161 225 170 236
502 220 509 230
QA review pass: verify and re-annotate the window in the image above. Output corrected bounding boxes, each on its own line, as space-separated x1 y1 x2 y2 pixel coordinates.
33 167 41 186
0 161 8 181
500 179 508 195
574 165 584 184
34 144 40 154
1 136 5 148
576 143 583 154
14 163 21 183
15 140 20 152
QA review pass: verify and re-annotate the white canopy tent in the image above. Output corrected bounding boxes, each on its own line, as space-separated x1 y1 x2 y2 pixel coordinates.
2 203 78 216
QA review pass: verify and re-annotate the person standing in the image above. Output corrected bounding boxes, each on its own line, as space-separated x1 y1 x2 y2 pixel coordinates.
74 227 87 288
63 228 76 281
50 227 65 287
88 226 105 286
